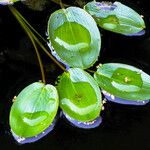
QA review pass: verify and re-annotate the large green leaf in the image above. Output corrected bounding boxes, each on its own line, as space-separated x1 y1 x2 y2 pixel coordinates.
48 7 101 69
9 82 59 138
84 1 145 34
57 68 102 122
94 63 150 100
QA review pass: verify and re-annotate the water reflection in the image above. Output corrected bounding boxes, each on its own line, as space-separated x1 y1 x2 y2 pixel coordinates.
47 42 70 70
11 115 58 144
123 30 145 36
62 111 102 129
102 90 149 105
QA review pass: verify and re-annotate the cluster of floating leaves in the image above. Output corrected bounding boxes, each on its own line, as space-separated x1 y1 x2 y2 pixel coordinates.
1 0 150 144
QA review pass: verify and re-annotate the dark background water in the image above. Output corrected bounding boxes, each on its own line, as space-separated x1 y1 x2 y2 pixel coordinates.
0 0 150 149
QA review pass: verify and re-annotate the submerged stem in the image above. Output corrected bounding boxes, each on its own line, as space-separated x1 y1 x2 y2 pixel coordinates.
8 5 66 72
87 69 95 73
10 6 47 43
60 0 65 9
9 5 46 83
27 32 46 84
29 31 66 71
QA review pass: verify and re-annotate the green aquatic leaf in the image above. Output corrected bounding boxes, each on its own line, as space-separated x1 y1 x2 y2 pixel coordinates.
57 68 102 122
9 82 59 138
84 1 145 34
48 7 101 69
94 63 150 100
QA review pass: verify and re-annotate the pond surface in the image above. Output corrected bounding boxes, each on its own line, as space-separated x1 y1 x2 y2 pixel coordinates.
0 0 150 149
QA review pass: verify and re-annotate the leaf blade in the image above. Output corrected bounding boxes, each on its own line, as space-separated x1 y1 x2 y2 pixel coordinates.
9 82 59 138
57 68 102 122
94 63 150 100
84 1 145 35
48 7 101 69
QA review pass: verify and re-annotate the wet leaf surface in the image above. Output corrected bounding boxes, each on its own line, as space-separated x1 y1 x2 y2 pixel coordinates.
48 7 101 69
94 63 150 100
10 82 59 138
84 1 145 35
57 68 102 122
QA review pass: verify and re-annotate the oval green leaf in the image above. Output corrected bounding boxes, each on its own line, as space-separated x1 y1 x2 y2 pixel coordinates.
48 7 101 69
57 68 102 122
9 82 59 138
94 63 150 100
84 1 145 34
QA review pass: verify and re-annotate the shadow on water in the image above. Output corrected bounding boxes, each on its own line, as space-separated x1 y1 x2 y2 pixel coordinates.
1 0 150 150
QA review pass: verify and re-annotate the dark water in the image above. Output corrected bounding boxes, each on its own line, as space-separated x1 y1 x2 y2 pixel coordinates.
0 0 150 149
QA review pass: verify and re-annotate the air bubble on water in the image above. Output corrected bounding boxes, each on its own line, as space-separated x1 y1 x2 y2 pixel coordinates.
102 90 111 97
110 94 115 100
102 98 107 104
17 137 26 143
45 31 48 37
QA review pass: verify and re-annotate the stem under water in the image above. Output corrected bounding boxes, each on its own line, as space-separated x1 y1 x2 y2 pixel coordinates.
8 5 66 82
27 31 46 84
86 69 95 74
30 31 66 71
60 0 65 9
9 6 47 43
9 5 46 84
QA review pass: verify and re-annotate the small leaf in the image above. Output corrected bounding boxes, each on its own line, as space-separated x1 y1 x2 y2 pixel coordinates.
84 1 145 35
9 82 59 138
57 68 102 122
48 7 101 69
94 63 150 100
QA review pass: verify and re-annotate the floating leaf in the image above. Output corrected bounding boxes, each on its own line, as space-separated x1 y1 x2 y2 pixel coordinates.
57 68 102 122
9 82 59 140
11 116 58 144
48 7 101 69
94 63 150 100
84 1 145 35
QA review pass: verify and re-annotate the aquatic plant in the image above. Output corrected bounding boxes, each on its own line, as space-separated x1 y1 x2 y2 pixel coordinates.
84 1 145 35
0 0 149 144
